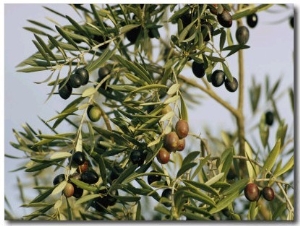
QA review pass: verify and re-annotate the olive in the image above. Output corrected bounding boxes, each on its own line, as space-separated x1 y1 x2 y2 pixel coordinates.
94 35 109 50
290 16 294 29
211 70 225 87
175 120 189 139
69 73 82 88
164 132 179 152
179 12 193 27
247 13 258 28
161 188 172 207
78 160 89 173
236 26 250 45
75 68 89 85
98 66 111 79
81 170 99 184
63 182 75 198
244 183 260 202
108 165 123 184
58 80 72 100
53 174 65 185
73 185 84 198
87 105 102 122
177 139 185 151
157 148 170 164
224 77 238 92
262 187 275 201
126 26 142 43
130 150 146 166
192 61 206 78
147 170 162 185
217 10 232 28
265 111 274 126
106 189 119 206
72 151 86 166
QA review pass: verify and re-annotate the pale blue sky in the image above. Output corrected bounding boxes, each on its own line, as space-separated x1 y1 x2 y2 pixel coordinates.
3 3 296 219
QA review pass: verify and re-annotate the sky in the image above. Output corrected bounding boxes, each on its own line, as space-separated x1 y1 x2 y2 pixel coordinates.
2 2 298 223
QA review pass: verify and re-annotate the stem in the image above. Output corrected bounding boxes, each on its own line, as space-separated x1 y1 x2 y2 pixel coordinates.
236 18 246 173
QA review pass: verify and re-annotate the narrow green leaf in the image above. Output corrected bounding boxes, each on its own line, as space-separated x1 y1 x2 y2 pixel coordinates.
245 142 255 179
32 40 50 64
205 173 224 186
183 180 219 196
209 189 241 214
181 151 200 167
182 190 216 207
23 27 49 36
17 66 48 73
176 162 197 178
115 55 152 84
115 195 141 203
28 19 54 31
259 114 269 147
25 162 53 172
226 28 233 46
85 47 116 73
69 178 98 192
261 140 281 176
30 187 55 203
178 19 196 42
52 181 67 195
75 194 100 205
220 29 226 51
55 25 79 50
50 152 72 160
34 34 57 61
221 62 233 82
222 178 248 196
179 93 188 121
273 155 294 178
225 45 250 57
205 55 225 62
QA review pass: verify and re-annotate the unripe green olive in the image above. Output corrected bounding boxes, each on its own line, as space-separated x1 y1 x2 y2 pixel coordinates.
87 105 102 122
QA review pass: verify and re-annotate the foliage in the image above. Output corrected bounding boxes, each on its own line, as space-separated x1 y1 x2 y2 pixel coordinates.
6 4 294 221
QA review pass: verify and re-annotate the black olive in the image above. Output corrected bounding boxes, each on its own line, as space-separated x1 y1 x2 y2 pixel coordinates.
81 170 99 184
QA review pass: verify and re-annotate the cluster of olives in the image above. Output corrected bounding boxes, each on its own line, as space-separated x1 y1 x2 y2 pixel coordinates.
192 62 238 92
53 151 99 198
157 119 189 164
244 183 275 202
58 67 89 100
146 171 172 207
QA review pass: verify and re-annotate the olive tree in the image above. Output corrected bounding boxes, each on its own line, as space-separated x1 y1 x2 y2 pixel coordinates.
6 4 294 221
